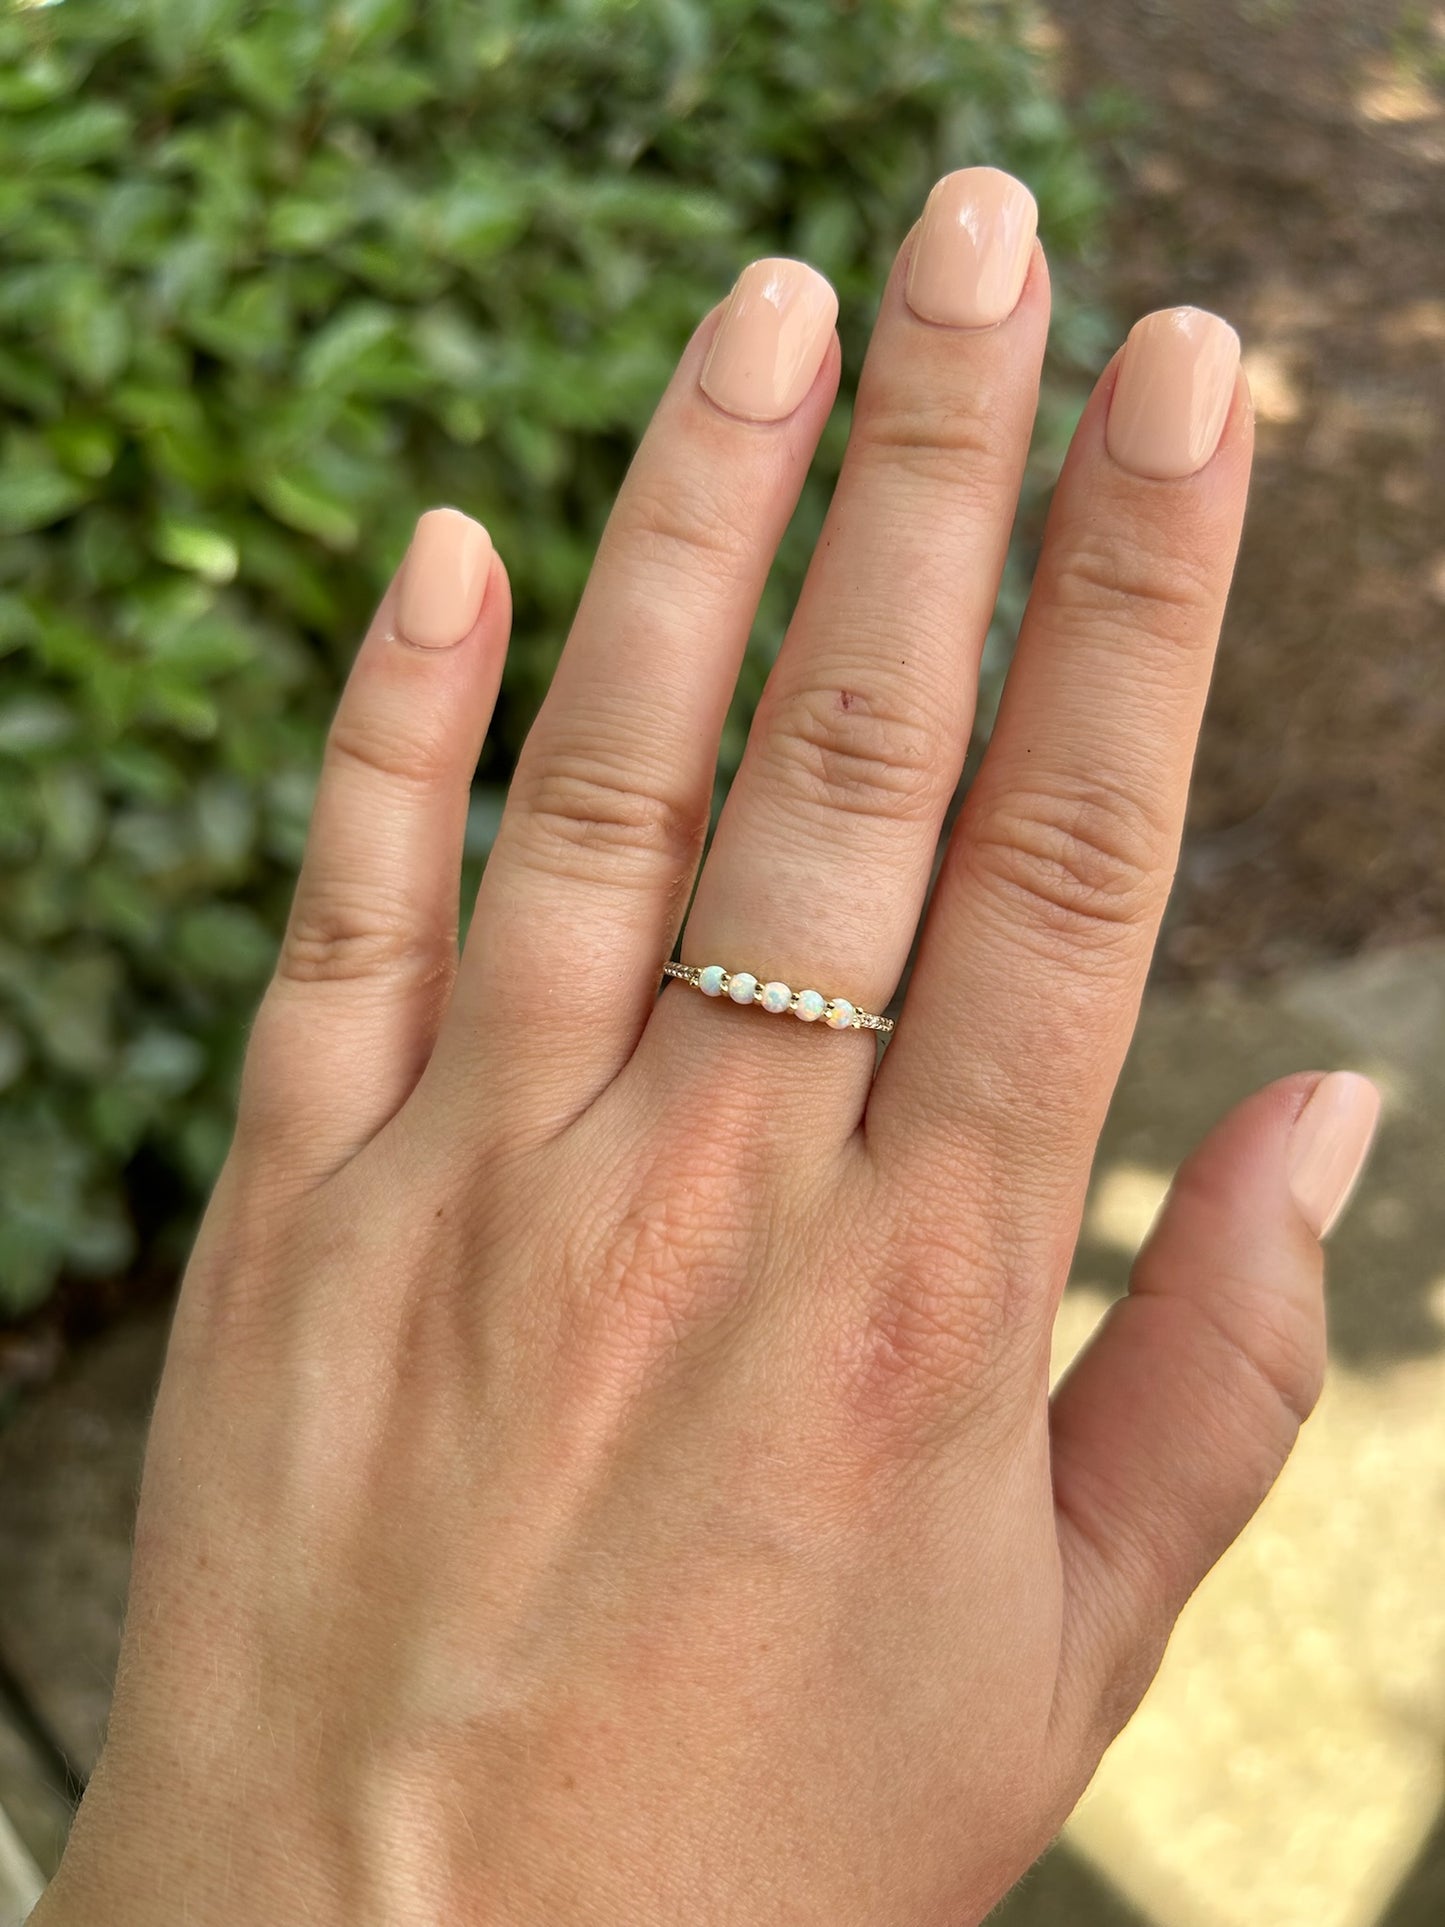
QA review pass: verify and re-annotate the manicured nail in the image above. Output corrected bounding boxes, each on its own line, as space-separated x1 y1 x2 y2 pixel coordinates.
396 507 493 648
905 166 1038 328
699 258 838 423
1286 1071 1382 1239
1106 307 1241 480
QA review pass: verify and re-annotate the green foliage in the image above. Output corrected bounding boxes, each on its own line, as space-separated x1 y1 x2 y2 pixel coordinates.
0 0 1107 1313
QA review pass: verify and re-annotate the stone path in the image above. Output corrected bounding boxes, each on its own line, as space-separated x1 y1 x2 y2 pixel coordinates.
2 943 1442 1921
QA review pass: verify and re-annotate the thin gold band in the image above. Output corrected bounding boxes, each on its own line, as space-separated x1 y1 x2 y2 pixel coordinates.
661 961 894 1037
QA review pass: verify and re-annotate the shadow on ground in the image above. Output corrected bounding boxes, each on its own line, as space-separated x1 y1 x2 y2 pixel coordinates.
1381 1798 1445 1925
995 1841 1155 1924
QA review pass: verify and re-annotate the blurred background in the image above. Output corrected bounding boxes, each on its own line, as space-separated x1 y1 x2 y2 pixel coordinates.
0 1 1441 1920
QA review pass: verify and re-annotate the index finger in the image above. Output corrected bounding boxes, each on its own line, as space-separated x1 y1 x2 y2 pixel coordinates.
871 309 1252 1250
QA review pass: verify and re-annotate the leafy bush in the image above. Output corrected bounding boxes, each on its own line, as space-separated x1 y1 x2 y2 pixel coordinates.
0 0 1108 1313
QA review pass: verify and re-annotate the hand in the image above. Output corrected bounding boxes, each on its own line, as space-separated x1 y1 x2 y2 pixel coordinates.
37 168 1380 1927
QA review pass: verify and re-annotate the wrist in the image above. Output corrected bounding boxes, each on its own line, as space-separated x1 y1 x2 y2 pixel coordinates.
30 1761 350 1927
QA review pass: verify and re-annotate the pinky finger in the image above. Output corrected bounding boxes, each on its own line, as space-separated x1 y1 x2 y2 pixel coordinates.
239 508 508 1182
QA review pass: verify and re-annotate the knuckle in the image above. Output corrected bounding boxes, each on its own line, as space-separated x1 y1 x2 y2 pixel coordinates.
1248 1309 1325 1430
963 772 1171 944
609 467 753 593
588 1185 745 1330
759 679 952 827
1191 1280 1325 1432
1046 520 1219 649
1085 1610 1173 1753
1153 1168 1326 1430
554 1124 761 1375
839 1205 1022 1437
511 745 705 885
279 884 451 987
856 382 1008 492
329 711 454 792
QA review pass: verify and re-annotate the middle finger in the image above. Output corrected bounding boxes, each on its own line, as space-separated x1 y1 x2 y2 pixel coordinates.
666 170 1048 1110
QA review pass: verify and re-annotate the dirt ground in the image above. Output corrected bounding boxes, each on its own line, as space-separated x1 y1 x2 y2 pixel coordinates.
1045 0 1445 984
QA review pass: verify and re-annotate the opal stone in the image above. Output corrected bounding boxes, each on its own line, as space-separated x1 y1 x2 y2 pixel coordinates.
727 972 759 1004
698 964 727 996
794 989 827 1022
760 980 792 1013
824 999 855 1029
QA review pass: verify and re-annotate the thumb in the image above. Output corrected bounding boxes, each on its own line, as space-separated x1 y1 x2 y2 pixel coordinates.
1047 1070 1382 1750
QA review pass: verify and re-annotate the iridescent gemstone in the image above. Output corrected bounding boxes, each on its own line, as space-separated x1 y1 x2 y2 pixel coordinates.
760 980 792 1014
727 972 759 1004
794 989 827 1022
698 964 727 997
824 999 855 1029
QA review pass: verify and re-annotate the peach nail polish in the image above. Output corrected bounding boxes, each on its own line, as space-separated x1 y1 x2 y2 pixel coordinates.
905 167 1038 329
1106 307 1241 480
699 258 838 423
396 507 493 648
1286 1072 1382 1239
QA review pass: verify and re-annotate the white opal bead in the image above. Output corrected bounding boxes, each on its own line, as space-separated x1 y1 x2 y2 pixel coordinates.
698 964 727 997
824 999 854 1029
727 972 759 1004
760 980 792 1014
794 989 827 1022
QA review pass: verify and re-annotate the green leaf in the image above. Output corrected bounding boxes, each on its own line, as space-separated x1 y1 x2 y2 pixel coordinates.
183 275 292 365
0 696 75 754
0 51 78 112
333 0 412 47
330 61 435 117
36 763 105 862
147 611 258 679
54 292 133 389
0 464 90 534
253 470 360 549
24 950 120 1077
268 195 357 253
175 903 276 984
414 306 494 387
141 681 222 739
0 1019 26 1091
122 1027 207 1093
298 304 398 390
153 516 240 584
47 420 121 479
24 101 131 169
220 32 309 117
0 345 66 416
430 169 531 263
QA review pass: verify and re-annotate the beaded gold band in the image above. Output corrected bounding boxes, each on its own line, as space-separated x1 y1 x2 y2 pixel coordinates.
661 960 894 1037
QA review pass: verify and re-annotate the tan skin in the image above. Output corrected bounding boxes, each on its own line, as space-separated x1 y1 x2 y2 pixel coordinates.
36 177 1341 1924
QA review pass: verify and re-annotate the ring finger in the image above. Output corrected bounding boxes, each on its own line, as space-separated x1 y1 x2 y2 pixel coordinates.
663 169 1048 1114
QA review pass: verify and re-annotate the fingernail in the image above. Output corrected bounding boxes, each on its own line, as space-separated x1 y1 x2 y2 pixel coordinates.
1106 306 1241 480
1286 1072 1382 1239
699 258 838 423
396 507 493 648
905 166 1038 328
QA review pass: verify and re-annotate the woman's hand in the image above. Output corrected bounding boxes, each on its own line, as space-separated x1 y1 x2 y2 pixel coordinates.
37 168 1379 1927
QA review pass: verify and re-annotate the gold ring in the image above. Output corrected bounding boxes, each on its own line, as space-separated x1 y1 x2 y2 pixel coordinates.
660 961 893 1037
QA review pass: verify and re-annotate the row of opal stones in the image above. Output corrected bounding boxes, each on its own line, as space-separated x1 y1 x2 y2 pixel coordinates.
697 965 855 1030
